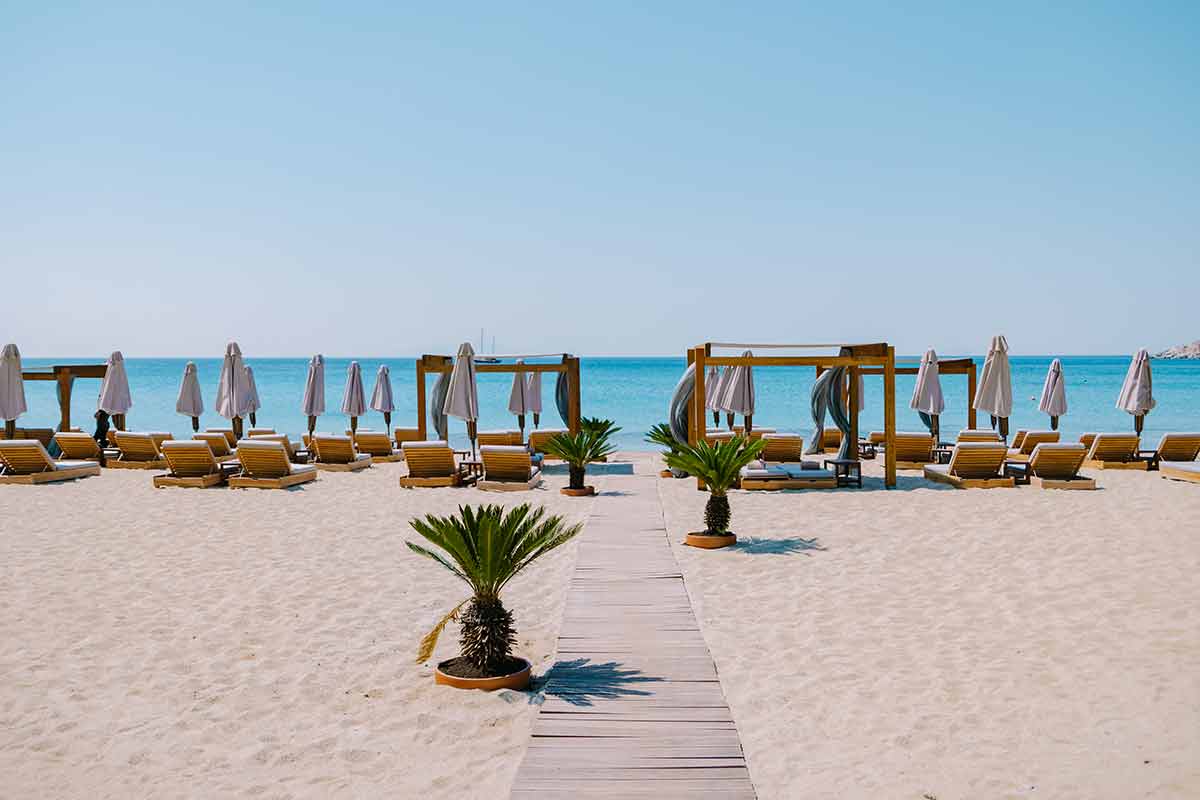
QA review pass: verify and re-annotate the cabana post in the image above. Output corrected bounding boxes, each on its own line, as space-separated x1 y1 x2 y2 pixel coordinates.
688 343 898 488
415 353 581 442
860 357 979 435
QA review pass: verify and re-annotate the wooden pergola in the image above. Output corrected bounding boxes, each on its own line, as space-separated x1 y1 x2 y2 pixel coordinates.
858 356 978 435
413 353 581 441
689 342 898 488
10 364 108 437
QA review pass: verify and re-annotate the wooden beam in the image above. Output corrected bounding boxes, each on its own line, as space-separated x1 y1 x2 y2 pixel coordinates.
567 356 581 434
967 361 978 430
884 346 896 488
55 369 74 432
416 358 427 441
705 355 889 368
848 366 859 458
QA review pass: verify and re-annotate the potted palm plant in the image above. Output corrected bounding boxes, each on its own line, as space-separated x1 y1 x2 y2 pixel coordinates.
663 435 766 549
543 421 619 496
408 503 582 690
646 422 683 478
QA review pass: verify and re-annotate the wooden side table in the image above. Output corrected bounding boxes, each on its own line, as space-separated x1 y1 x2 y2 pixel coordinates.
823 458 862 488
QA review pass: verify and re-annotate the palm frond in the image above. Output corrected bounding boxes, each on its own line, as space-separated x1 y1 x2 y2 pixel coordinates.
662 435 766 494
416 597 469 663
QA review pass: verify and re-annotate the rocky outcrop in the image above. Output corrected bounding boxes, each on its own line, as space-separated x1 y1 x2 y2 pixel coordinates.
1155 340 1200 359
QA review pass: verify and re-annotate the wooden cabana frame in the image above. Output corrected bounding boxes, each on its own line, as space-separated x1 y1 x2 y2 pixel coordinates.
9 364 108 437
858 356 978 433
689 342 898 488
414 353 581 441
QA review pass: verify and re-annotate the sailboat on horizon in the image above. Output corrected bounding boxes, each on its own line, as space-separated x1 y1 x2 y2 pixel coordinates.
475 328 500 363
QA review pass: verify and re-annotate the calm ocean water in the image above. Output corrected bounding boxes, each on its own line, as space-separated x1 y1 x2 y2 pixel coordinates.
18 356 1200 451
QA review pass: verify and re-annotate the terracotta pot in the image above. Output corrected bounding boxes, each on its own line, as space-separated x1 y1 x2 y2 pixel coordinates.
685 532 737 549
435 658 531 691
659 469 673 478
561 486 596 497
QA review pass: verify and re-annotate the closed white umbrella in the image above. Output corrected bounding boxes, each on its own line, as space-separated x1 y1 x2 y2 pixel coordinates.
910 348 945 440
704 366 722 426
97 350 133 429
341 361 367 433
370 364 395 430
176 361 204 431
244 365 261 427
1038 358 1068 430
216 342 251 438
443 342 479 453
1117 348 1155 434
710 365 734 429
526 369 543 428
0 344 27 438
973 335 1013 438
302 354 326 436
507 359 531 436
719 350 756 433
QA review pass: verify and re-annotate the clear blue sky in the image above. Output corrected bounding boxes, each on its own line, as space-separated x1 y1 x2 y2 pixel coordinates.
3 2 1197 357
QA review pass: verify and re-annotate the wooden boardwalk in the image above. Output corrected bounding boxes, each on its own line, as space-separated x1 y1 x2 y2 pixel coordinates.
511 473 755 798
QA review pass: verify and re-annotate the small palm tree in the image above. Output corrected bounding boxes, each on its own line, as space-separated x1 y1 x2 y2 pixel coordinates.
544 423 619 490
580 416 619 438
663 436 766 535
645 422 684 476
408 503 582 675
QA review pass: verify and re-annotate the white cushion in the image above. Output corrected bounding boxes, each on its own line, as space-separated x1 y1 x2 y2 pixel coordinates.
402 440 449 450
481 445 528 454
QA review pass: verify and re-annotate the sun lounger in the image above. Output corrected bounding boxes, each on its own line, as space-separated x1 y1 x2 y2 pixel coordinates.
247 428 276 437
192 432 237 461
349 430 404 462
108 431 170 469
958 429 1004 444
759 433 804 463
1007 430 1060 462
1160 461 1200 484
478 445 543 491
399 440 476 488
923 442 1014 488
1006 443 1094 489
739 463 837 490
154 440 241 488
820 429 841 453
308 434 372 471
478 429 523 447
394 427 422 452
228 440 317 489
206 428 238 448
1083 433 1144 469
1141 432 1200 470
1078 432 1097 452
255 433 306 463
1007 430 1027 450
0 440 102 484
704 430 737 445
528 428 568 458
867 431 887 447
744 427 777 441
52 431 109 463
893 432 936 469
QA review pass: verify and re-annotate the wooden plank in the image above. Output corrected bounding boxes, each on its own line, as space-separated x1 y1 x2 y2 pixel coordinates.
511 474 756 797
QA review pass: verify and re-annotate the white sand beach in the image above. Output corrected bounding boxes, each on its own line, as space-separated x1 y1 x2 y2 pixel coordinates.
0 462 591 799
659 459 1200 799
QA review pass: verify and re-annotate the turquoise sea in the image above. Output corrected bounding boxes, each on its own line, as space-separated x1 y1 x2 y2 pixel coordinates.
18 356 1200 451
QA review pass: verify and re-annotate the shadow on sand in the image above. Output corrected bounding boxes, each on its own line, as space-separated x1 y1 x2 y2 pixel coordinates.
542 462 635 477
532 658 664 707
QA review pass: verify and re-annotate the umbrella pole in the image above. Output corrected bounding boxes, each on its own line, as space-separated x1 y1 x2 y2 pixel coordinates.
350 416 358 434
384 411 391 431
712 411 719 427
467 420 478 457
1134 414 1144 436
518 414 525 439
307 415 316 437
744 414 753 436
999 417 1009 440
1050 415 1058 431
233 416 243 440
191 416 199 432
931 414 940 444
114 413 126 431
3 419 14 439
249 412 257 427
533 412 540 429
990 414 997 430
726 412 734 431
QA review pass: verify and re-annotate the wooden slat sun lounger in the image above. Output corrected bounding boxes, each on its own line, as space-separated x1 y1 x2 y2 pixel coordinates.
759 433 804 463
1084 433 1145 469
399 440 476 488
1143 432 1200 470
153 441 240 488
349 430 404 462
820 428 841 453
527 428 567 459
253 433 306 463
923 442 1014 488
192 432 237 461
0 440 102 484
309 434 372 472
52 431 108 463
206 428 238 449
868 431 888 446
893 431 936 469
1160 461 1200 484
478 429 524 447
393 427 422 453
704 430 737 445
739 463 837 491
109 431 170 469
744 427 776 441
959 429 1004 444
478 445 543 491
247 428 276 437
1010 443 1094 489
1007 430 1060 462
1078 432 1097 452
229 440 317 489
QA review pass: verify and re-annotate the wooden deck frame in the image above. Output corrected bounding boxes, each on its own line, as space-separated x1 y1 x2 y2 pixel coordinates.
398 473 477 489
106 458 168 470
1036 477 1097 490
740 475 838 491
689 342 898 488
228 471 317 490
478 472 543 492
415 354 582 441
313 456 373 472
1161 465 1200 484
923 467 1016 489
0 463 101 484
1083 459 1148 471
153 473 226 489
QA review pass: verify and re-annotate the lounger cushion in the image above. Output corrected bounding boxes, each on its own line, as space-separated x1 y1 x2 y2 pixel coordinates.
402 440 449 450
480 445 527 454
1160 461 1200 473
